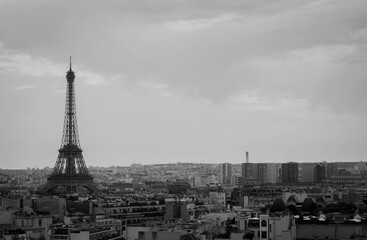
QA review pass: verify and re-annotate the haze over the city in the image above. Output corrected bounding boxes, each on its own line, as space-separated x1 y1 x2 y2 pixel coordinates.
1 0 367 169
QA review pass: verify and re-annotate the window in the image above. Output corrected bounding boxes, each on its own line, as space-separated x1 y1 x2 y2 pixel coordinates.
261 220 267 227
262 231 267 239
248 219 260 228
39 219 42 227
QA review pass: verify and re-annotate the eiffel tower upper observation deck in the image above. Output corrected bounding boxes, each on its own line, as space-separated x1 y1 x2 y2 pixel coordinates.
42 58 96 194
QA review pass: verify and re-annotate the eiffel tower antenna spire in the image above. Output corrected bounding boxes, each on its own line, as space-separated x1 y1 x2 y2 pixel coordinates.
69 56 72 71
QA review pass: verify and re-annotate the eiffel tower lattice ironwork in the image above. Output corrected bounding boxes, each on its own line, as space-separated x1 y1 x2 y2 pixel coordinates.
42 58 96 194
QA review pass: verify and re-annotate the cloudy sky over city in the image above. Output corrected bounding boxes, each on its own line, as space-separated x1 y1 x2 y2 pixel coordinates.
1 0 367 169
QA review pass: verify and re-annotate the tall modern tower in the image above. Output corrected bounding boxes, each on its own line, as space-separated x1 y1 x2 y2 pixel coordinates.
220 163 232 185
242 151 254 181
42 59 95 194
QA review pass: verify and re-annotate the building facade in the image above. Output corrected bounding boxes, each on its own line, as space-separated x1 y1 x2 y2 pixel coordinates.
242 163 255 180
300 163 314 183
220 163 232 185
314 163 326 183
281 162 298 184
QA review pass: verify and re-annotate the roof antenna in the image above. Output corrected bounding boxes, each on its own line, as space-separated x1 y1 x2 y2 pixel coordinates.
69 56 72 71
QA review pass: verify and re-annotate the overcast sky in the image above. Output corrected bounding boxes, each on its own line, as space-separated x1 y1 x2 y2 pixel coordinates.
1 0 367 169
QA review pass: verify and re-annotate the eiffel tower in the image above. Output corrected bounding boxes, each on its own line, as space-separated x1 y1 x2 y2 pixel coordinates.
42 58 96 194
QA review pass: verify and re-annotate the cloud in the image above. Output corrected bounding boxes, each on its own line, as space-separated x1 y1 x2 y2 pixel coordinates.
286 44 359 63
138 79 169 91
228 89 308 111
165 13 237 32
53 89 66 95
237 43 367 114
1 0 367 168
12 85 37 90
0 44 118 86
0 51 64 77
77 70 108 86
347 28 367 41
137 78 185 98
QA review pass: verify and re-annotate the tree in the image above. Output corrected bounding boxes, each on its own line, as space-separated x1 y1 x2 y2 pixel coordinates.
287 204 299 215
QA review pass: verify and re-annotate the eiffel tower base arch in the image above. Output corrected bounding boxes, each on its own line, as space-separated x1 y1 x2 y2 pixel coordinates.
41 175 97 194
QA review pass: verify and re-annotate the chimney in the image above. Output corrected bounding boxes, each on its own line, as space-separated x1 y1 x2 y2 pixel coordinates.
246 152 249 163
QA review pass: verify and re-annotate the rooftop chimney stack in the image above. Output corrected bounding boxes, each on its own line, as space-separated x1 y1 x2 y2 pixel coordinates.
246 151 249 163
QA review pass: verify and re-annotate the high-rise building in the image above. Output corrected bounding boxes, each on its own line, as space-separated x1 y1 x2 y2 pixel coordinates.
326 162 338 179
255 163 268 182
220 163 232 185
314 163 326 183
253 163 278 183
281 162 298 184
267 163 278 184
241 152 255 181
300 163 314 183
242 163 255 180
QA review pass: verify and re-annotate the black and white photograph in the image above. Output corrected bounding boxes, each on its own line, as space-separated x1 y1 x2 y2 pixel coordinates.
0 1 367 239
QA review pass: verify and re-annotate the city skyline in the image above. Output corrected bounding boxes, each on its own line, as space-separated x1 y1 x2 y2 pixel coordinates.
1 159 364 170
1 1 367 169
